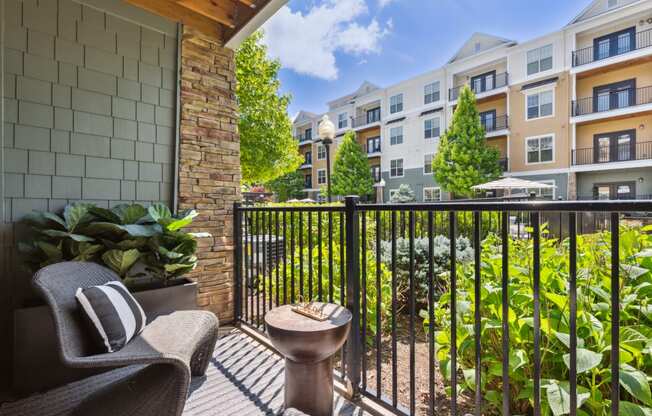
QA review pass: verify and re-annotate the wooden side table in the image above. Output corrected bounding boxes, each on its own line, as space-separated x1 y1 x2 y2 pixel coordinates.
265 303 352 416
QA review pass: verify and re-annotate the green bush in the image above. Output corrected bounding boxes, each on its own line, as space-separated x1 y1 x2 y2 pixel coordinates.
427 226 652 415
19 202 199 285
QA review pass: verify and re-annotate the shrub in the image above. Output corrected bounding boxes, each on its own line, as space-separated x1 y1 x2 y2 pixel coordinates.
19 202 198 285
428 227 652 415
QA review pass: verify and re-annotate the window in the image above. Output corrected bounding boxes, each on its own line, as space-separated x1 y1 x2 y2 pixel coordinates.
424 82 440 104
470 71 495 94
366 107 381 124
423 153 433 174
304 151 312 165
317 145 326 160
593 27 635 61
305 128 312 141
390 126 403 145
527 44 553 75
370 166 381 182
593 181 635 200
593 79 635 112
390 94 403 114
479 110 496 132
390 159 404 177
526 135 554 164
304 175 312 188
526 90 553 119
317 169 326 185
593 129 636 163
423 187 441 202
338 112 348 129
367 136 381 154
424 118 440 139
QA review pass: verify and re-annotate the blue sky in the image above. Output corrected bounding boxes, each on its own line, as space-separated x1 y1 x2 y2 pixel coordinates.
261 0 591 116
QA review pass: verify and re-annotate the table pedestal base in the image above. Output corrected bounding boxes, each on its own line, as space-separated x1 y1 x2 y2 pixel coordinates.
284 357 333 416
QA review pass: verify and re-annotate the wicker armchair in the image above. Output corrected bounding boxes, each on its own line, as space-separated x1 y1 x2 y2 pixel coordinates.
30 261 219 416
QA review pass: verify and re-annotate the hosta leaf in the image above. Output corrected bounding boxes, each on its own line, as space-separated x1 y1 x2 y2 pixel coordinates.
63 203 93 232
546 381 590 416
562 348 602 373
509 349 528 371
634 249 652 258
148 204 172 222
158 246 184 259
554 331 585 349
619 401 652 416
164 210 198 231
112 204 148 224
101 249 141 277
622 265 649 280
620 364 652 406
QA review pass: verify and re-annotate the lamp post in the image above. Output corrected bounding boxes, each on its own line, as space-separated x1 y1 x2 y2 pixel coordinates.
318 115 335 203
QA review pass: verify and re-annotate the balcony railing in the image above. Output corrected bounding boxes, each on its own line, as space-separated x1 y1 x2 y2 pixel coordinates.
234 198 652 416
365 144 381 155
304 181 312 188
351 111 381 129
498 157 508 171
571 85 652 116
449 72 509 101
572 28 652 67
572 140 652 165
482 114 508 133
295 134 312 143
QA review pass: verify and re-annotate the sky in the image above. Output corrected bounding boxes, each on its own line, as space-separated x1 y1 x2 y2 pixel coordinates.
260 0 592 117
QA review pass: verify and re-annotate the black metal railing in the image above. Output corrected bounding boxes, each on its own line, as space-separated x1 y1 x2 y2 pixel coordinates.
449 72 509 101
572 140 652 165
572 85 652 116
482 114 508 133
572 28 652 67
366 144 381 154
233 198 652 416
295 134 312 143
498 157 508 171
352 111 382 129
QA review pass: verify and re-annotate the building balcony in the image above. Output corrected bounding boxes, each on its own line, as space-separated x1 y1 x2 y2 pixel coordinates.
351 112 381 129
571 140 652 168
365 144 381 158
300 163 312 169
498 157 509 171
295 134 313 144
482 115 509 137
570 85 652 123
449 72 508 102
571 28 652 71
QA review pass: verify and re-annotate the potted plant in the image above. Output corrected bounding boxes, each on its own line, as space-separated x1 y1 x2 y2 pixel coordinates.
13 202 204 393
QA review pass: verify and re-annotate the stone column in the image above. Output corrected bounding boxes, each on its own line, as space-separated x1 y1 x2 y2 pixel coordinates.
178 27 240 323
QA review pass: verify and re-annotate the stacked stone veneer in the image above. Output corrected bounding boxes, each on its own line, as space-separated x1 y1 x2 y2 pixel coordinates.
178 26 240 322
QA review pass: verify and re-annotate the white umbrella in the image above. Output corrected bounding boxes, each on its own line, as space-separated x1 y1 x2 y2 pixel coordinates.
286 199 300 203
300 198 316 203
472 177 556 197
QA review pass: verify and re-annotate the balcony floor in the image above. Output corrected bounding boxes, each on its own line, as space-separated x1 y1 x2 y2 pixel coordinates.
184 327 366 416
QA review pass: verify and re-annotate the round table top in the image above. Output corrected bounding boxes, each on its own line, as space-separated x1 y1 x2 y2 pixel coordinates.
265 302 352 333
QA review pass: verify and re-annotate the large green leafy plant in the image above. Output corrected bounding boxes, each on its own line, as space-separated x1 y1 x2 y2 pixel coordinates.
428 227 652 415
20 202 198 285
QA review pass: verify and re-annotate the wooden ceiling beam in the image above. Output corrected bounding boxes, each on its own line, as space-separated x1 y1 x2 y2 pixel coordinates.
236 0 256 7
176 0 236 28
124 0 222 38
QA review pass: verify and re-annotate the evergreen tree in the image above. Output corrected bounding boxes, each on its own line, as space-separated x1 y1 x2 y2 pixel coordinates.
433 85 501 198
390 184 416 203
266 170 305 202
236 31 302 184
330 132 374 198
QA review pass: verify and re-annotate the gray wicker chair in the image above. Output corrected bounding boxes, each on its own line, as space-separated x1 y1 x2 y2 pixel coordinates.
29 261 219 416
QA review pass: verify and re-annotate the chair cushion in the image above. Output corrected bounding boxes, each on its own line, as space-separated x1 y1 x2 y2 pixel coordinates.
76 281 147 353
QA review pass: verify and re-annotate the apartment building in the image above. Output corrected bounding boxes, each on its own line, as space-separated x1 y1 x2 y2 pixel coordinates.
292 0 652 202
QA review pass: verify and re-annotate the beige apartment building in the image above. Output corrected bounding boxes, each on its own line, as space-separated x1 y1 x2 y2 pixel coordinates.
293 0 652 202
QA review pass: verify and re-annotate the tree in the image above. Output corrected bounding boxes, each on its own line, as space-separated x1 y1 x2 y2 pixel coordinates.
330 132 374 198
433 85 501 198
236 31 302 184
266 171 305 202
390 184 416 203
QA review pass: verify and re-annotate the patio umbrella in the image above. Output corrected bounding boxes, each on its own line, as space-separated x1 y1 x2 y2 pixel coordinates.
300 198 316 203
286 199 300 203
471 177 556 197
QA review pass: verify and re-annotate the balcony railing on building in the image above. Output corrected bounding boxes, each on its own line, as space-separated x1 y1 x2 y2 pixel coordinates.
498 157 508 171
572 140 652 165
365 143 381 155
571 85 652 116
351 109 382 129
481 114 508 133
572 27 652 67
295 134 312 143
449 72 508 101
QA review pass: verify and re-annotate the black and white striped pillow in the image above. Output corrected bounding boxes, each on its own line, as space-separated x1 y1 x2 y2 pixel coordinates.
76 281 147 353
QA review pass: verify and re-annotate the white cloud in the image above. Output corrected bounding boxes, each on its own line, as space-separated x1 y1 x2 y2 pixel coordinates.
378 0 395 8
262 0 391 80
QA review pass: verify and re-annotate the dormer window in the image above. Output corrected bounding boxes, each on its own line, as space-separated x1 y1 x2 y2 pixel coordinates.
608 0 617 8
474 42 481 53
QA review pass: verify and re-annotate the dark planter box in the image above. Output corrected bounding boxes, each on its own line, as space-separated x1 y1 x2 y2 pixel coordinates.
12 278 198 395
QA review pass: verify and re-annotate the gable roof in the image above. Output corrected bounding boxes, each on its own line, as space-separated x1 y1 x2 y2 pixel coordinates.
293 110 318 124
567 0 640 25
448 32 516 63
327 81 381 109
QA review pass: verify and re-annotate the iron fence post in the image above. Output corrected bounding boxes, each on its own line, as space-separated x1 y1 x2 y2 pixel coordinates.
344 196 361 400
233 202 242 323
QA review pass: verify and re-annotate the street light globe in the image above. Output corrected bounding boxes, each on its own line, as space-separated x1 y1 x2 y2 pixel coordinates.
318 115 335 142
